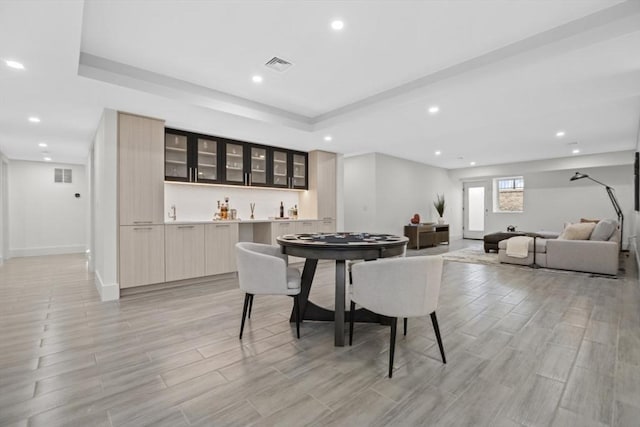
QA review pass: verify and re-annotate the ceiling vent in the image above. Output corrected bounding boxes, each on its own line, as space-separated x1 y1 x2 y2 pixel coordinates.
265 57 293 72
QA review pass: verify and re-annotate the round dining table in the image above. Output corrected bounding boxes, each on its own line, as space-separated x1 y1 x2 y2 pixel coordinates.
277 232 408 346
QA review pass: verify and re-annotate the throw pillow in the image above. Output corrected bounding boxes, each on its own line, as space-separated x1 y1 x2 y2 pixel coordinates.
580 218 600 223
590 219 617 241
559 222 596 240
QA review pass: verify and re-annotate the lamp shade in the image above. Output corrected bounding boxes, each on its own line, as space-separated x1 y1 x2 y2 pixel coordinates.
570 172 588 181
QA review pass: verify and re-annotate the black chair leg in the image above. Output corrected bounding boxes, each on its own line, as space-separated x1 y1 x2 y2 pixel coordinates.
430 311 446 364
349 301 356 346
240 293 252 339
248 294 254 319
389 317 398 378
403 318 408 336
294 294 301 339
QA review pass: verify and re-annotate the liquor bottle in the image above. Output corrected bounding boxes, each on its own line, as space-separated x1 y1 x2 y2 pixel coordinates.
279 201 284 218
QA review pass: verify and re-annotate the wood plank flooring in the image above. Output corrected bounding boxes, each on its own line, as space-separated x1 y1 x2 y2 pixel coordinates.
0 242 639 426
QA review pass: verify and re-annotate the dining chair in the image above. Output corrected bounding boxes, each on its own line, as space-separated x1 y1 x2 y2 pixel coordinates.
349 255 446 378
235 242 302 339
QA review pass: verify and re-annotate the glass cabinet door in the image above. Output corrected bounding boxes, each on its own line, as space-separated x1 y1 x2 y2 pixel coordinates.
272 150 289 187
250 146 267 185
292 153 307 188
197 138 217 182
225 142 244 184
165 132 189 181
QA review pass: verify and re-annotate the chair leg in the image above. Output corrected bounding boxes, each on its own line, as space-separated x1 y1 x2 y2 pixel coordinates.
389 317 398 378
248 294 254 319
294 294 301 339
349 301 355 346
240 293 252 339
430 311 446 364
403 318 408 336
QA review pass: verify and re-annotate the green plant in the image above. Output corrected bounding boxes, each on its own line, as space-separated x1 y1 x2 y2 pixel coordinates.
434 193 445 217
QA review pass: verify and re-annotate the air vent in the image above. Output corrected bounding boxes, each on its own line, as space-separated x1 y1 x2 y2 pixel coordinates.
265 56 293 72
54 168 72 183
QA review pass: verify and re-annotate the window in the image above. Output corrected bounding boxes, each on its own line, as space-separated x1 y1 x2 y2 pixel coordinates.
494 176 524 212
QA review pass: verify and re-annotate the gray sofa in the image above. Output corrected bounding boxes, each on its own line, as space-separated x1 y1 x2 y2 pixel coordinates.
498 223 619 275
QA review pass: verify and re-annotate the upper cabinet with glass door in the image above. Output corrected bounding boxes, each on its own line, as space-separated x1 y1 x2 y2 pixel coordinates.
223 142 245 185
165 131 189 182
291 152 307 189
249 146 268 187
272 149 289 188
196 137 218 183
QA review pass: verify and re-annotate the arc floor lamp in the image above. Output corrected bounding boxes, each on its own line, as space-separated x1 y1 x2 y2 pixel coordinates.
570 172 623 251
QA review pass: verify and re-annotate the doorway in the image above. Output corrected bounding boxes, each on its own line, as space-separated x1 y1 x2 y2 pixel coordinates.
463 181 488 239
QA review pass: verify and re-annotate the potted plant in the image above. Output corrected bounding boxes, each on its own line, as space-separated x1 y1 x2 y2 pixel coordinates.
434 193 445 224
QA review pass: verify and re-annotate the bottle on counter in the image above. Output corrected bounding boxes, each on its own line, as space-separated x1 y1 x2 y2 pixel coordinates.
279 201 284 218
293 204 298 219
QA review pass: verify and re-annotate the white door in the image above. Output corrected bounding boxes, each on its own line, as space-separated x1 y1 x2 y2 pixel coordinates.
463 181 488 239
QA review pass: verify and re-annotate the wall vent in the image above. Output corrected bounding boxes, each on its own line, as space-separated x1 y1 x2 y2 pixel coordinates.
54 168 72 183
265 56 293 72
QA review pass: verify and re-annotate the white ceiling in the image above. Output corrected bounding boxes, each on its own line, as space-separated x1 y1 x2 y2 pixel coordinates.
0 0 639 168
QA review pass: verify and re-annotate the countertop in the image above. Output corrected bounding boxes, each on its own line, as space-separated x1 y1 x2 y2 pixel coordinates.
165 218 325 225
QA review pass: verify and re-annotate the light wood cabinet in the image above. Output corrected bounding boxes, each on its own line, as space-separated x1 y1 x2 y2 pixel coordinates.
299 150 337 225
165 224 205 282
119 113 165 225
205 223 239 276
318 218 336 233
119 225 165 288
296 220 318 234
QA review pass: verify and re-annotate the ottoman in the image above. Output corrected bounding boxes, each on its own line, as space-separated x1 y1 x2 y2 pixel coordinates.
483 231 526 253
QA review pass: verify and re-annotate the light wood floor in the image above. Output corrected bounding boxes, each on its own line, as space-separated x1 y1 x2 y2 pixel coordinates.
1 242 639 426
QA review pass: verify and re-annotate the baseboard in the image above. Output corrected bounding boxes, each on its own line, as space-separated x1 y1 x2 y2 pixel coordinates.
10 245 87 258
95 270 120 301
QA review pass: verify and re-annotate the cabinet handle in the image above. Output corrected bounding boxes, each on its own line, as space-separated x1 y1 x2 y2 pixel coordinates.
194 167 198 182
133 221 152 224
248 173 252 186
178 225 195 229
216 224 230 228
133 227 153 230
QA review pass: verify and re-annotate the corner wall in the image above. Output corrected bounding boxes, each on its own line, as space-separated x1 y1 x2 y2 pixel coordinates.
344 153 462 238
91 109 119 301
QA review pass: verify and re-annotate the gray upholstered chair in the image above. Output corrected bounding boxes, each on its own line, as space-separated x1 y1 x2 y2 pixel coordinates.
349 255 446 378
235 242 302 339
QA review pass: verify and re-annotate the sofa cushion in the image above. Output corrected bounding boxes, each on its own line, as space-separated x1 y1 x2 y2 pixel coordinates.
558 222 595 240
590 219 617 241
498 237 547 253
580 218 600 223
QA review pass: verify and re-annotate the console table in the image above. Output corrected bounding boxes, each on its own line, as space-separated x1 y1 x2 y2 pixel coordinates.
404 224 449 250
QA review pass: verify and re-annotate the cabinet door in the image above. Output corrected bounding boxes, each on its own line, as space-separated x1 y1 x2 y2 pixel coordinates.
165 224 205 282
291 153 307 189
319 218 336 233
164 131 189 182
119 225 165 288
271 150 289 188
317 151 336 220
248 146 268 186
204 223 239 275
196 137 219 183
297 220 318 235
271 221 295 244
224 142 245 184
119 113 165 225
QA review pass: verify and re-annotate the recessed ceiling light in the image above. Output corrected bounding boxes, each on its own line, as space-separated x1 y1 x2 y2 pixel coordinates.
43 157 52 161
428 106 440 114
435 150 441 156
324 135 333 142
556 131 566 138
331 20 344 31
38 142 47 147
470 161 476 166
28 116 40 123
252 75 263 83
572 149 580 154
5 60 25 70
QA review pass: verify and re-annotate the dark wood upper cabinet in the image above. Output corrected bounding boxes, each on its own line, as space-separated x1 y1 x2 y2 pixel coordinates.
164 128 307 189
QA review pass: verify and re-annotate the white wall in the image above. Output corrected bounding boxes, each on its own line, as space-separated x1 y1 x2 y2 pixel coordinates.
449 153 633 246
91 109 119 301
0 152 8 264
164 183 302 222
8 160 87 257
344 153 462 238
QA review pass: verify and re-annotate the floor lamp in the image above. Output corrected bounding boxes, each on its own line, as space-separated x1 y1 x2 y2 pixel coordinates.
570 172 623 251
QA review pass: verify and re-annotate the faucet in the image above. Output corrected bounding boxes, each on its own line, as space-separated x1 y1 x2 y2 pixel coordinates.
168 205 176 221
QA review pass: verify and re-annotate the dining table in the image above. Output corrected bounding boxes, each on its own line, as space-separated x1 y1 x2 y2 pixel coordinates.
277 232 409 346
